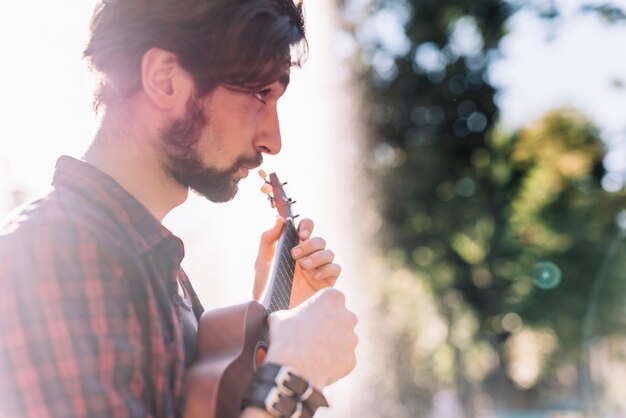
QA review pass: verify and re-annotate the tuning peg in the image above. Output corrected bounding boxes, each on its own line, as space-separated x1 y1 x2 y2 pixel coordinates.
260 183 273 196
287 198 296 205
258 170 269 182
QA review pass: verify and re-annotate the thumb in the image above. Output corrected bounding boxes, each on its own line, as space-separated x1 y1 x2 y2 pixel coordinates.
253 217 285 300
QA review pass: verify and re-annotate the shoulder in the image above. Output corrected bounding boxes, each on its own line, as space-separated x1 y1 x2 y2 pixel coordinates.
0 187 141 291
1 185 129 253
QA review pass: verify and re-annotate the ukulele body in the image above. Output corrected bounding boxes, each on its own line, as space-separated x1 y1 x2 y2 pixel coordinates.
184 301 268 418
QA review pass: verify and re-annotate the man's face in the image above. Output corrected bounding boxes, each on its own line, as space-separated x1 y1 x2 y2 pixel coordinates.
159 76 289 202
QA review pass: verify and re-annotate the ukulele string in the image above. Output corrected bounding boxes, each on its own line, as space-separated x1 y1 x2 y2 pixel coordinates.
271 225 297 310
269 221 298 312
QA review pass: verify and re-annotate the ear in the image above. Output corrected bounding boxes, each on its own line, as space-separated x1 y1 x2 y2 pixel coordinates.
140 48 194 111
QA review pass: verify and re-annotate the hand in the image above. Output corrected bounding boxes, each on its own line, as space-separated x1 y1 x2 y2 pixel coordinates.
253 217 341 307
263 288 358 390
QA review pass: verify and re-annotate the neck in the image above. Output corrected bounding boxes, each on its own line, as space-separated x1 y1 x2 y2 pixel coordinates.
84 106 188 221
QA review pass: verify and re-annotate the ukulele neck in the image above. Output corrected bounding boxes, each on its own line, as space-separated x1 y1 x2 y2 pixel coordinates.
262 218 299 313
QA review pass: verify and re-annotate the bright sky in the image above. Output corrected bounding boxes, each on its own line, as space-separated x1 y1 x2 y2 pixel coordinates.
0 1 96 203
490 0 626 188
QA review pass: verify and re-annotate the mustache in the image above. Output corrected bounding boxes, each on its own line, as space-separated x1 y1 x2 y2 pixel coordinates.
237 154 263 170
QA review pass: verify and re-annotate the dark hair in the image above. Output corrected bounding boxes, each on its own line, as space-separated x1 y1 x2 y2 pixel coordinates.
84 0 307 109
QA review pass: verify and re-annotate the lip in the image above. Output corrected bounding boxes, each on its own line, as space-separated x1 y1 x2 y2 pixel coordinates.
240 162 261 172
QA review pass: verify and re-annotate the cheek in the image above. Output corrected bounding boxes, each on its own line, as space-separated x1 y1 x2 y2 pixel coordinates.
219 107 262 141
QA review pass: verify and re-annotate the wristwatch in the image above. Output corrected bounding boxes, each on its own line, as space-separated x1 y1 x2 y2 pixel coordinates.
242 363 329 418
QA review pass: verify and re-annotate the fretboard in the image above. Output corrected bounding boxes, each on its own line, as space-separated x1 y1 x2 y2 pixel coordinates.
266 219 299 313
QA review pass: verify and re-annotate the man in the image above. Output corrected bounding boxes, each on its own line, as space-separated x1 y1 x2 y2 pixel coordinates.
0 0 358 417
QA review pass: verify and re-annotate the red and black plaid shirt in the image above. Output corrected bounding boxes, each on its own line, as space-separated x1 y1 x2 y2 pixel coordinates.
0 156 204 417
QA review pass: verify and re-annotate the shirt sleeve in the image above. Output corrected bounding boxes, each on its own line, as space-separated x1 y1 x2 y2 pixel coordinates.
0 223 154 418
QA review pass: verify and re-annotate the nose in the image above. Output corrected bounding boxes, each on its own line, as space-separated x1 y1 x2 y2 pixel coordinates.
254 105 282 155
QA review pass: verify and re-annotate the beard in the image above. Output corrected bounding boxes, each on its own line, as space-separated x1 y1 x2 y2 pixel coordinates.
159 95 262 202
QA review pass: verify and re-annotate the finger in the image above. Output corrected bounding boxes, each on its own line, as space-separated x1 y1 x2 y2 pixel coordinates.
253 217 286 300
298 249 335 270
266 310 289 328
266 311 278 326
256 217 286 271
252 272 268 301
297 218 314 241
265 312 279 331
309 263 342 284
261 217 286 246
291 237 326 260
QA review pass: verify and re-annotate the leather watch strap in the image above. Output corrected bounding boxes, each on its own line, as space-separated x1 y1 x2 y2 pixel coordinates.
241 363 329 417
253 363 329 411
242 379 312 418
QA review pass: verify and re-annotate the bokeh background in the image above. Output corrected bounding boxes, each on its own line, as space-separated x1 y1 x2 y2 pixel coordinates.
3 0 626 417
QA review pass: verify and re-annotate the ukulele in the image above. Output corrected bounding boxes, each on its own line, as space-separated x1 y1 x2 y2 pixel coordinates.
184 171 299 418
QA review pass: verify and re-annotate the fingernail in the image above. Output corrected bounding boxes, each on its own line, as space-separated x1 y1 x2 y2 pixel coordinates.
301 258 312 268
300 229 310 239
313 271 322 279
292 248 302 258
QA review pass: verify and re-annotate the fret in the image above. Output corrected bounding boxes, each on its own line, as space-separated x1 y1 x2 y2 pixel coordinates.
267 220 298 313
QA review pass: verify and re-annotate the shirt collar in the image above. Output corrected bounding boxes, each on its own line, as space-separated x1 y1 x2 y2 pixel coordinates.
52 155 183 258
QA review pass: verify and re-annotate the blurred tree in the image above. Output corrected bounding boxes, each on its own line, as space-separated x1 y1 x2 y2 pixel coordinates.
339 0 626 415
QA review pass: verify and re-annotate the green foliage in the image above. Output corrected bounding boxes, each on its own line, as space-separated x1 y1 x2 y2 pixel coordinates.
341 0 626 412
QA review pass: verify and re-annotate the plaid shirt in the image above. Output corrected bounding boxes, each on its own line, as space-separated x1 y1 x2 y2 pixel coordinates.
0 156 204 418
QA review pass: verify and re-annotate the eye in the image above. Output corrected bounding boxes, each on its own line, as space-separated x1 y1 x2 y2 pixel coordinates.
253 88 272 104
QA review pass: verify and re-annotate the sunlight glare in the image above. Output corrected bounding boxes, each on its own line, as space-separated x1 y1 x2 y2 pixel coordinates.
0 1 98 197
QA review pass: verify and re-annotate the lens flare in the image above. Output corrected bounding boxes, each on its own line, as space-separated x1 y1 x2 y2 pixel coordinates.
532 261 562 289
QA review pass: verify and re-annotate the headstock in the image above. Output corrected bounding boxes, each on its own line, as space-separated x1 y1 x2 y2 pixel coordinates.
259 170 297 219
